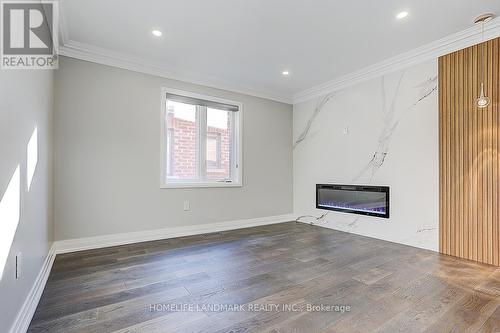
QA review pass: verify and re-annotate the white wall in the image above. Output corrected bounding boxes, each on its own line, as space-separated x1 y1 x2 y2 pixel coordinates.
0 54 438 331
54 57 293 240
0 70 54 332
293 59 439 251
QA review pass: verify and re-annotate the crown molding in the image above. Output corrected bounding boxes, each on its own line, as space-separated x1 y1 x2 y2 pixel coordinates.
56 4 292 103
57 6 500 106
58 0 69 45
293 17 500 104
58 40 293 104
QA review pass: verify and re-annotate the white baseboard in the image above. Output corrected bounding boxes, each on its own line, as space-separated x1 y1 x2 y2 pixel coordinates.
9 244 56 333
52 214 295 254
295 218 438 252
9 214 293 333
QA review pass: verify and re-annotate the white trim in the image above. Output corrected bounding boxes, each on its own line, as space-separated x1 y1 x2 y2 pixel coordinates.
293 17 500 103
160 87 243 188
58 9 500 105
52 214 295 254
57 0 69 45
160 182 242 189
9 244 56 333
294 219 438 252
8 214 292 332
58 40 292 104
160 87 167 188
198 105 207 180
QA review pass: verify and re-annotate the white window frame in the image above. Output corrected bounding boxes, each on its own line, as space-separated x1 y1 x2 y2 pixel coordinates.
160 87 243 188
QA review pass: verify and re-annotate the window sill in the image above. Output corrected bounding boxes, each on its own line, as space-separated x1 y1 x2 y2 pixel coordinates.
160 182 242 189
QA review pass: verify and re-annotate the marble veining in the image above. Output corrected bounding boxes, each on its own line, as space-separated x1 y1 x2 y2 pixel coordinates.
293 93 334 149
345 74 437 231
417 227 438 233
294 61 439 251
353 74 437 183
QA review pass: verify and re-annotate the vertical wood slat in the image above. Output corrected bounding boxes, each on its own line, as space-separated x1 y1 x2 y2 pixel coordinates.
488 39 493 263
439 37 500 266
458 50 464 259
439 56 444 254
493 38 499 266
445 53 453 253
463 48 469 259
465 47 471 260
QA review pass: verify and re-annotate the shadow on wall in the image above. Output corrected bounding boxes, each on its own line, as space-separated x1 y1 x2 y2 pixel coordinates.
0 127 38 280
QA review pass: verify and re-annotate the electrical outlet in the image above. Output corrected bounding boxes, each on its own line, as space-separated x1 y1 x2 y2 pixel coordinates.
15 252 22 279
183 201 190 211
343 126 349 135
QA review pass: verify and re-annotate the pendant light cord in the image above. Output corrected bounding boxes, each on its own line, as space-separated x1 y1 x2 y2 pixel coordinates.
473 13 493 108
480 21 485 89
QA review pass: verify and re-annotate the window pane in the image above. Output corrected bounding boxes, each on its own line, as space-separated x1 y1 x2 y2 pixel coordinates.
166 100 197 180
206 108 232 180
206 134 220 168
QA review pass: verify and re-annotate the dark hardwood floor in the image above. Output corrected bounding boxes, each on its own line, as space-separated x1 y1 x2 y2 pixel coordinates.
29 222 500 332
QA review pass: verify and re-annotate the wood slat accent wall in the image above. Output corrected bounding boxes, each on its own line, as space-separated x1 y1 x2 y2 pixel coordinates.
439 37 500 265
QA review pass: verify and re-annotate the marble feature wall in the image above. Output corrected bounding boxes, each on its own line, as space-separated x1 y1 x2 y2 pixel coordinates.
293 59 439 251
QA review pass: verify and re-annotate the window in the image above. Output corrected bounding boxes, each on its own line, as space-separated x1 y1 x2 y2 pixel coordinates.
206 132 221 169
161 88 242 188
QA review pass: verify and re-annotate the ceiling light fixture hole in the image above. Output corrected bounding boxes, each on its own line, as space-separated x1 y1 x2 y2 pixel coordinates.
152 30 162 37
396 11 409 20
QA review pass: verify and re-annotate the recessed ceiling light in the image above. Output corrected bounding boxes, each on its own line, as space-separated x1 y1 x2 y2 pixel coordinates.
282 71 290 76
396 11 409 20
152 30 162 37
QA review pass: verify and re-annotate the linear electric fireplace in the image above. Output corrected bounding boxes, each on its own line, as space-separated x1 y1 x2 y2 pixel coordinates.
316 184 390 218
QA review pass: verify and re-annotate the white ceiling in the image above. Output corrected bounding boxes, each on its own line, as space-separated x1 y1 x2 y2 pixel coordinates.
60 0 500 103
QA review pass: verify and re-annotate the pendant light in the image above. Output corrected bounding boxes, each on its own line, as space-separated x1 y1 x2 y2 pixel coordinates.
474 14 494 109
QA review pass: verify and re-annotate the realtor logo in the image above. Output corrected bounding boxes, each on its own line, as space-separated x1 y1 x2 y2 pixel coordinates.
1 0 58 69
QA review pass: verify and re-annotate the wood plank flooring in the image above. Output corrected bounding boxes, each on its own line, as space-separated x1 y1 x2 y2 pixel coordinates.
29 222 500 332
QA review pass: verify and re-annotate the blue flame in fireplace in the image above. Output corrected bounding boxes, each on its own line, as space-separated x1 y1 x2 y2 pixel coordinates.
318 201 386 215
316 184 389 218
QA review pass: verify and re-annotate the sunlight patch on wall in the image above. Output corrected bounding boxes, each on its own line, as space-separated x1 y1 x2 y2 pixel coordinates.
27 127 38 191
0 165 21 279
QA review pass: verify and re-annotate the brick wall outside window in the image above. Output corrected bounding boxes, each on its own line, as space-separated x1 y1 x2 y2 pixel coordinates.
166 112 231 179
